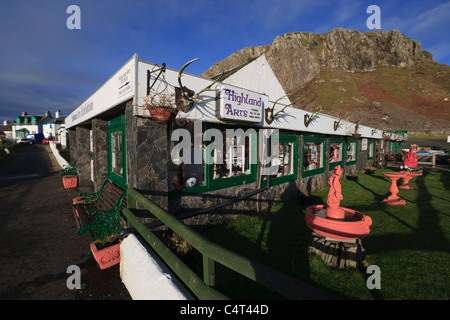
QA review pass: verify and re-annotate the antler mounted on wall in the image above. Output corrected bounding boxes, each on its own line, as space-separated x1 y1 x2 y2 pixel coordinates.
304 106 322 128
265 95 296 125
176 58 223 112
333 112 349 131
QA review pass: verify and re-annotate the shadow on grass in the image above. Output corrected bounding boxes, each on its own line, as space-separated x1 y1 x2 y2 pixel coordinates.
191 169 449 300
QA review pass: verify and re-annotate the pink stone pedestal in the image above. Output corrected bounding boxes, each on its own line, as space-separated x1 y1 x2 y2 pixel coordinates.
382 172 407 205
398 172 422 189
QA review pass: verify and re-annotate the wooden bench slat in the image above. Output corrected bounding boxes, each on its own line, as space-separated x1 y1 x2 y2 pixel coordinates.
72 180 126 242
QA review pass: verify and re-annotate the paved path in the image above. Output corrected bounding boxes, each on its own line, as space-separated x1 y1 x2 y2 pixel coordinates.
0 144 130 299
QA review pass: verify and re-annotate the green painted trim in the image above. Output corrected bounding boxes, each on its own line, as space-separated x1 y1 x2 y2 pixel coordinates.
329 137 345 170
301 136 327 178
107 115 127 190
208 128 257 191
171 123 258 198
261 134 298 187
345 138 358 166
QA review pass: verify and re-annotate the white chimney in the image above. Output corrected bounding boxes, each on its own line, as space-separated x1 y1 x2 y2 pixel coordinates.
55 110 60 118
3 119 9 126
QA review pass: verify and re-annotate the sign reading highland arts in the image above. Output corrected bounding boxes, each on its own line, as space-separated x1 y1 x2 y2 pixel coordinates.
218 85 263 123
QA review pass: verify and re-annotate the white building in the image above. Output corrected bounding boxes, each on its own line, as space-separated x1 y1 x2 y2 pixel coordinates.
42 110 66 140
12 111 53 139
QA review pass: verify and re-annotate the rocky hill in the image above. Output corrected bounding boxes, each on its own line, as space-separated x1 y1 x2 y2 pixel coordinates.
202 28 450 135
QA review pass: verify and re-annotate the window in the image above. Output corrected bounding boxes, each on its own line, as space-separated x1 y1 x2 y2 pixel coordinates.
209 126 257 190
346 138 358 165
169 121 206 191
367 140 375 160
169 123 257 196
329 138 344 170
107 115 127 189
262 135 298 187
302 136 327 177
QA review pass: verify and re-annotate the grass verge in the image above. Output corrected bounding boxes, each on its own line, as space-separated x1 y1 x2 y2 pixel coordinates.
192 169 450 300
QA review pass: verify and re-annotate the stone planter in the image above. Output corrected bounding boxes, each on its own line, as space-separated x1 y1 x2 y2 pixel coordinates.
90 235 121 270
62 175 78 189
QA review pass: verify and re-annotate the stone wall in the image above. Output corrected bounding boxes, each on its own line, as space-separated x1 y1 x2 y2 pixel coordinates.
126 103 170 217
70 126 91 187
92 118 108 191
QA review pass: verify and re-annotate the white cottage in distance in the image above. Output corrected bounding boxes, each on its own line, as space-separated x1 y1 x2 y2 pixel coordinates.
12 110 53 139
42 109 66 141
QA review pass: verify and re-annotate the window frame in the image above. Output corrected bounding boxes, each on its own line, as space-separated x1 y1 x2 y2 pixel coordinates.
367 139 375 160
107 115 127 189
261 134 298 187
329 137 345 170
301 136 327 178
171 123 258 197
345 138 358 166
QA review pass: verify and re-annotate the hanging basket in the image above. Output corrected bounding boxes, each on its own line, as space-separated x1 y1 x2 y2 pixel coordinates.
148 105 177 124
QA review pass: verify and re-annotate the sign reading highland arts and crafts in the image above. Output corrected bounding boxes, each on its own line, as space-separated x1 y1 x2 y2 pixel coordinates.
218 84 263 123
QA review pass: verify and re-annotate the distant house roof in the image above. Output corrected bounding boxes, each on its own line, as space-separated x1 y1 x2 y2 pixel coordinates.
45 116 66 125
14 113 52 125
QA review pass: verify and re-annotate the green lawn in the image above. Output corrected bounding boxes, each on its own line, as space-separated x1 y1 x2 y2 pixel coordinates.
193 169 450 300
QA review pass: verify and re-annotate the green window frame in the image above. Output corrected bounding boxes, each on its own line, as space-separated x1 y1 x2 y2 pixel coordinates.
367 139 375 160
107 115 127 189
345 138 358 166
329 137 345 170
261 134 298 187
301 136 327 178
170 123 258 197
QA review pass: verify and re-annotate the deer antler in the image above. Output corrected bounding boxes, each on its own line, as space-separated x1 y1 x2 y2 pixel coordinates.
178 58 223 105
333 112 350 131
272 95 297 119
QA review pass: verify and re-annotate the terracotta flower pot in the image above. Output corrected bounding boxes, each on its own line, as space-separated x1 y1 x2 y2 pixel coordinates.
62 175 78 189
90 236 121 270
148 106 177 124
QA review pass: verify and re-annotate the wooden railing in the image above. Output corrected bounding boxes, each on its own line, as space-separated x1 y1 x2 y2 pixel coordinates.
123 187 335 300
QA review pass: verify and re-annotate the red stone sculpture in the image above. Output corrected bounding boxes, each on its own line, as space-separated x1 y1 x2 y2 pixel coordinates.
404 146 418 167
304 165 372 241
326 165 345 220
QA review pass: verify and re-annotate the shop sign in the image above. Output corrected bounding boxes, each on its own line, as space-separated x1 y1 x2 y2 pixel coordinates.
217 85 263 123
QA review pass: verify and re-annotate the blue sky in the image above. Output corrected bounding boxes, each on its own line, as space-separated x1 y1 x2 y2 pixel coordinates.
1 0 449 122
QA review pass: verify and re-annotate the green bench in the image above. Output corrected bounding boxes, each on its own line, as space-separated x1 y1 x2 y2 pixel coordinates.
72 180 126 242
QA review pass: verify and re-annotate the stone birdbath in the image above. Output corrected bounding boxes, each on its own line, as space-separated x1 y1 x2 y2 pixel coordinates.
382 172 407 205
304 165 372 268
398 171 422 189
305 165 372 241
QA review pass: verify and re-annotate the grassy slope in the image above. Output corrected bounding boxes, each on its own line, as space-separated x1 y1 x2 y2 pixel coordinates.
291 60 450 130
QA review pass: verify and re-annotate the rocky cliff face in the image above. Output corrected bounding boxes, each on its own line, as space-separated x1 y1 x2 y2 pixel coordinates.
203 28 449 134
